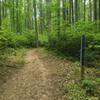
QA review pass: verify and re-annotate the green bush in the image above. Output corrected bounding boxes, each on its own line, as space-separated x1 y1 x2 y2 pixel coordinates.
0 30 36 50
82 80 96 95
0 30 49 51
64 84 87 100
39 34 48 47
48 21 100 65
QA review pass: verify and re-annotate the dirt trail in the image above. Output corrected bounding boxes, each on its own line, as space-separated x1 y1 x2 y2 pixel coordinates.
0 50 65 100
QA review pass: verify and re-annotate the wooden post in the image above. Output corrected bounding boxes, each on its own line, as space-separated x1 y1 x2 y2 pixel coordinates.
80 34 86 80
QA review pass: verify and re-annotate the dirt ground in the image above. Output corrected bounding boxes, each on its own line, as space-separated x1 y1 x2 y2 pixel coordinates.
0 49 68 100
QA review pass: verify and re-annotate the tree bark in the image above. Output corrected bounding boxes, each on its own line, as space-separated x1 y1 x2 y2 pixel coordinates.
94 0 97 21
69 0 72 24
62 0 66 21
11 0 15 32
0 0 2 30
33 0 38 48
99 0 100 20
16 0 19 33
75 0 78 22
39 0 44 34
89 0 92 21
83 0 86 21
71 0 74 24
57 0 60 36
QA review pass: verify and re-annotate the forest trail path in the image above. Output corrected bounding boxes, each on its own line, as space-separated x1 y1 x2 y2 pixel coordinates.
0 49 67 100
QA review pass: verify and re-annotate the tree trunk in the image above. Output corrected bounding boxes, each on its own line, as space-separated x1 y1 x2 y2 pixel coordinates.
33 0 38 48
71 0 74 24
57 0 60 36
16 0 19 33
83 0 86 21
4 0 7 18
39 0 44 34
11 0 15 32
99 0 100 20
62 0 66 21
46 0 51 32
94 0 97 21
89 0 92 21
2 0 4 18
69 0 72 24
75 0 78 22
0 0 2 30
27 0 30 29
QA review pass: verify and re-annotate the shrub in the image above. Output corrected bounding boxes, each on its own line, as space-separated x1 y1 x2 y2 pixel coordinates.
39 34 48 47
48 21 100 65
82 80 96 95
64 84 87 100
0 30 36 50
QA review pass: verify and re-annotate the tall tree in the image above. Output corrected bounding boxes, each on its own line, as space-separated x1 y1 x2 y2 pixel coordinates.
99 0 100 20
89 0 92 21
4 0 7 18
57 0 61 36
83 0 86 21
0 0 1 30
26 0 33 30
71 0 74 24
39 0 44 34
94 0 97 21
2 0 4 17
16 0 19 32
33 0 38 47
75 0 78 22
62 0 67 21
46 0 51 32
24 0 27 30
11 0 15 32
26 0 30 29
69 0 72 24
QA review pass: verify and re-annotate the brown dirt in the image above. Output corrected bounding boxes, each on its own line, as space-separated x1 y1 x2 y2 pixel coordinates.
0 50 67 100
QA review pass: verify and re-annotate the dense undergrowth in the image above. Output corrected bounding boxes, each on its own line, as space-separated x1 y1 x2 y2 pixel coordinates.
0 21 100 66
48 21 100 66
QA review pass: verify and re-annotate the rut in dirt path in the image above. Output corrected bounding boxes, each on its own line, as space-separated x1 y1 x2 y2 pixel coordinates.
0 50 64 100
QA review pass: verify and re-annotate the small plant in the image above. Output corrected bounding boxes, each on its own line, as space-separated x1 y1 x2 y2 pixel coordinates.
63 83 87 100
95 78 100 85
82 80 96 95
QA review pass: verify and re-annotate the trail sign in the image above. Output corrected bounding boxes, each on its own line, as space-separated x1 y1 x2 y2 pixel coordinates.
80 34 86 80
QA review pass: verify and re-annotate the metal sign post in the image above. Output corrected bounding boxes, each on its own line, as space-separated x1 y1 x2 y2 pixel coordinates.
80 34 86 80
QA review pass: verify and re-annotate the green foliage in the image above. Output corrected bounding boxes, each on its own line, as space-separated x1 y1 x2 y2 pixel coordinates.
0 30 36 51
15 32 36 48
48 21 100 66
64 84 86 100
95 78 100 84
0 22 100 66
63 79 99 99
63 83 99 100
0 30 48 53
38 34 48 47
82 80 96 95
49 32 81 56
